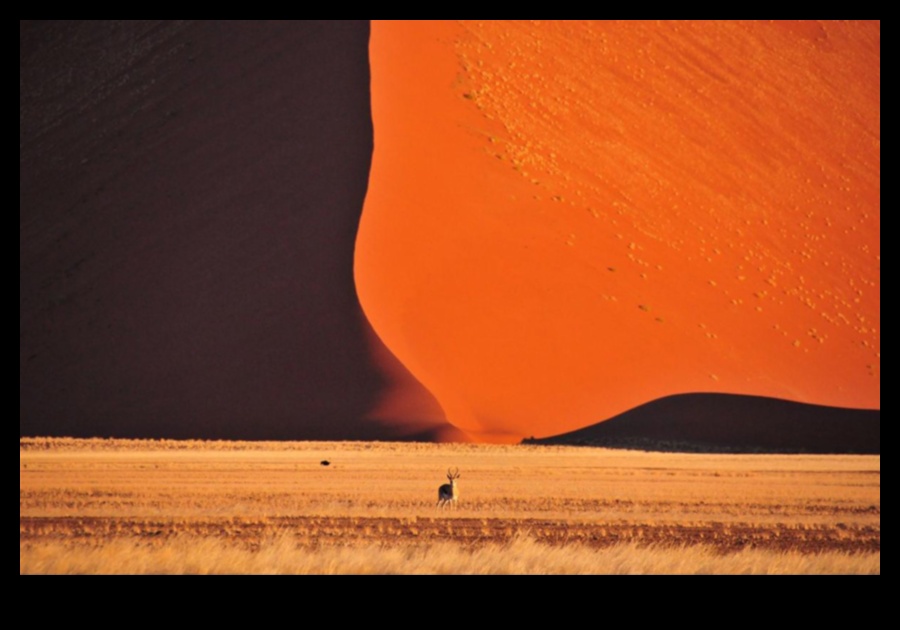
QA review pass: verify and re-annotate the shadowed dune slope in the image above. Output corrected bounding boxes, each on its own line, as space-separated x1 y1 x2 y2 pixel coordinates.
20 20 445 440
525 393 880 454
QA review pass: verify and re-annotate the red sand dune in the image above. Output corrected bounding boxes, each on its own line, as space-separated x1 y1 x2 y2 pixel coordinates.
356 20 880 443
19 21 880 446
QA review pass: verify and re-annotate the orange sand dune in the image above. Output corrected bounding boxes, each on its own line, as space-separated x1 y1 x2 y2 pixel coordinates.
355 20 880 443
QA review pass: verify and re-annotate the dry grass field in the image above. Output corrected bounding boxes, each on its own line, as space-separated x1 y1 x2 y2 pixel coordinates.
20 437 880 574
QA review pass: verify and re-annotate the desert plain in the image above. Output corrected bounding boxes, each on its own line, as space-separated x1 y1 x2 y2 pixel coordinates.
20 437 880 574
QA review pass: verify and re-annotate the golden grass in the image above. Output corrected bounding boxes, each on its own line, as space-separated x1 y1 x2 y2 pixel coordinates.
20 438 879 574
20 533 879 575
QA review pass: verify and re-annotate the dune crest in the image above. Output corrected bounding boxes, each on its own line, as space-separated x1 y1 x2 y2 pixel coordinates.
356 20 880 443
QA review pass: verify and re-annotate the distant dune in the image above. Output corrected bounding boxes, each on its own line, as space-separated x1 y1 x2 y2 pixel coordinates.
524 393 880 454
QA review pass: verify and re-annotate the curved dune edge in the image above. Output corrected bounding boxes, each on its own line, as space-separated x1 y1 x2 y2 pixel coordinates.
524 393 880 454
356 20 880 443
20 21 447 441
360 320 463 441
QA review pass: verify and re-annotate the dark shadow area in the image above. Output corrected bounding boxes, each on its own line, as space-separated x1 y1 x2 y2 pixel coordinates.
20 20 424 440
524 393 880 454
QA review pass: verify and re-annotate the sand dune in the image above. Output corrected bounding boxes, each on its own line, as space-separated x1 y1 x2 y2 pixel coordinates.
20 21 880 446
356 20 880 442
524 393 879 453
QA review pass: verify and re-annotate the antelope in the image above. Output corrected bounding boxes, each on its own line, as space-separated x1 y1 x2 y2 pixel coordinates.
437 467 461 509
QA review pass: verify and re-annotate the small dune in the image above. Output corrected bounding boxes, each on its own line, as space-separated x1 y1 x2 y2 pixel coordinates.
525 393 880 454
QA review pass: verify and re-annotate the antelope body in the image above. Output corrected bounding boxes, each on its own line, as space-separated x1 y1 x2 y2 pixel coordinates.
437 467 460 509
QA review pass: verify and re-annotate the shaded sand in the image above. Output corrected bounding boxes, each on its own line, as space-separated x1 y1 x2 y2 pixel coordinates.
19 21 445 440
526 393 879 453
355 20 880 442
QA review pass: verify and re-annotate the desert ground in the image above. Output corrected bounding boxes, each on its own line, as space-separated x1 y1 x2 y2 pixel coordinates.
20 438 880 574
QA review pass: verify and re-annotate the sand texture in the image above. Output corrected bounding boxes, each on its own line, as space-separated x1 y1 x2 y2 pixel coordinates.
356 21 880 441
